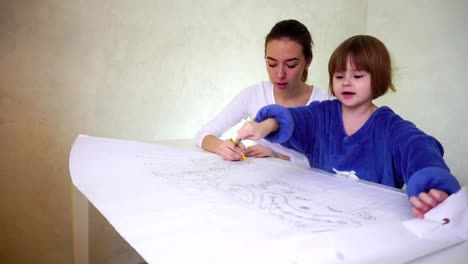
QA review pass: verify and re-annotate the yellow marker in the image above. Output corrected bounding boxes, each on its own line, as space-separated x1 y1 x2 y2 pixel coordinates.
229 138 247 161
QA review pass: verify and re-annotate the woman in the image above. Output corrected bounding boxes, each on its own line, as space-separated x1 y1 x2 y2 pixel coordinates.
195 19 329 165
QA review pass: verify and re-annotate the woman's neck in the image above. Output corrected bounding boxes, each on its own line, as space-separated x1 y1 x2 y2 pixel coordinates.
274 82 312 107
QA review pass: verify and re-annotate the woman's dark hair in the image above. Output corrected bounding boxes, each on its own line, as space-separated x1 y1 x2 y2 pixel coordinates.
265 19 314 82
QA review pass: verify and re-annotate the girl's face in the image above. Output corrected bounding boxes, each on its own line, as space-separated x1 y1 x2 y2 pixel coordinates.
265 38 311 92
332 57 373 109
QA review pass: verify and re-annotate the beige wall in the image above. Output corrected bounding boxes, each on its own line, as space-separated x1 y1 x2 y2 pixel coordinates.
369 0 468 187
0 0 465 263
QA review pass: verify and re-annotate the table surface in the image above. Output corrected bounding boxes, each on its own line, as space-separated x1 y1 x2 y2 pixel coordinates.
72 138 468 264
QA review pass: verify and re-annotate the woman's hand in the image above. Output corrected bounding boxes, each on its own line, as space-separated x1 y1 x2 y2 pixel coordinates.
244 144 291 161
409 189 448 218
215 139 246 161
245 144 274 158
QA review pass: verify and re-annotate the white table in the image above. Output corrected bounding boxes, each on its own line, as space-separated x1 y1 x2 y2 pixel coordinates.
72 139 198 264
71 138 468 264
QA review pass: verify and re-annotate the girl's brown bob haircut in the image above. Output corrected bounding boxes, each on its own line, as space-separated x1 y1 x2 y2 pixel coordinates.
328 35 396 99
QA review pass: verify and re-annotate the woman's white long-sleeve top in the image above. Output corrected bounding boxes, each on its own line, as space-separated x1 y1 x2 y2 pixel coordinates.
195 81 330 166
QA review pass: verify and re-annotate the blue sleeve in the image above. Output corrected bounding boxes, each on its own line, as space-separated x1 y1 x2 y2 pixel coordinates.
255 104 318 154
406 167 461 197
255 104 294 143
390 118 461 196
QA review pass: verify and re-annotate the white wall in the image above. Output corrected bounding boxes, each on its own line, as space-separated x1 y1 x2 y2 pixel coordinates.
56 0 367 142
369 0 468 186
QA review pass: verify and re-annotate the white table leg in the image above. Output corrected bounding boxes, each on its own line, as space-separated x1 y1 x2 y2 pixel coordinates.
73 187 89 264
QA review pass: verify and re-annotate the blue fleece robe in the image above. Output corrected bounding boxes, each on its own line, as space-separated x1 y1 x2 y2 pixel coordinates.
256 100 461 197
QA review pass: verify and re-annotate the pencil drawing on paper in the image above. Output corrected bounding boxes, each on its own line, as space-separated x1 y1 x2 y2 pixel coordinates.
136 154 381 233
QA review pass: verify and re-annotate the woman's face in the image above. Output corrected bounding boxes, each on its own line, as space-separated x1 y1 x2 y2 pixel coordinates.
265 38 311 92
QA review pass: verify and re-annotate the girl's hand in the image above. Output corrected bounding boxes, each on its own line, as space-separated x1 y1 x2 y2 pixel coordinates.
237 118 279 141
409 189 449 218
215 139 246 161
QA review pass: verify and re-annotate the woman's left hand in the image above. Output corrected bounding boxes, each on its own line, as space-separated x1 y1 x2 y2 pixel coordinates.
409 189 448 218
244 144 274 158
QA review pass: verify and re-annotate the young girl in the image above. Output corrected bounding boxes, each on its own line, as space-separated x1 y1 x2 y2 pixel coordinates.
236 35 461 218
195 19 329 165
